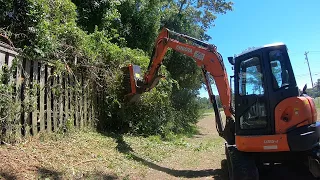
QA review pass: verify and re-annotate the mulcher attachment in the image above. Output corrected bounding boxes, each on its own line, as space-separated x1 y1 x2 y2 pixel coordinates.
121 64 144 103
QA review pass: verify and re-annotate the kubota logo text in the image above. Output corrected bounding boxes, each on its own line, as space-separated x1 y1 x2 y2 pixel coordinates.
264 140 279 144
176 45 193 53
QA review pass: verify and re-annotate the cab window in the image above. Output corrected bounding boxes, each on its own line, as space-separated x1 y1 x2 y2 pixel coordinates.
239 57 264 96
269 50 290 89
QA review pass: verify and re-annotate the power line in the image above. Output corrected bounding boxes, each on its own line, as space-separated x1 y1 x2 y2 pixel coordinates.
295 72 320 76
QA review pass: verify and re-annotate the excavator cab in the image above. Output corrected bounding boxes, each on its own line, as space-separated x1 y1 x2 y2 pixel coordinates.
233 43 300 136
226 43 320 179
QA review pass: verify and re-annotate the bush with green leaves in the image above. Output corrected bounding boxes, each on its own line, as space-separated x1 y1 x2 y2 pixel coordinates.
0 0 233 138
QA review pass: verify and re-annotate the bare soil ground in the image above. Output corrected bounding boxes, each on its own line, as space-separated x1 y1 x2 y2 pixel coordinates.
0 111 319 180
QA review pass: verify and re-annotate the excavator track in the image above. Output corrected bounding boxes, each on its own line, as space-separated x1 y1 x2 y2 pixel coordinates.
225 144 259 180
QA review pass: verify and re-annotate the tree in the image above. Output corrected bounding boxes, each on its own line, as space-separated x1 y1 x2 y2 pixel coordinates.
306 79 320 98
115 0 162 52
71 0 121 33
160 0 233 115
72 0 162 52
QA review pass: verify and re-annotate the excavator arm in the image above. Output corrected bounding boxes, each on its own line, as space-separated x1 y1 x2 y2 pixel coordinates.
123 28 234 140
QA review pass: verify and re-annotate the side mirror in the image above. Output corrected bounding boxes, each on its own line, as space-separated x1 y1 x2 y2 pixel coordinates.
302 84 307 94
228 57 235 65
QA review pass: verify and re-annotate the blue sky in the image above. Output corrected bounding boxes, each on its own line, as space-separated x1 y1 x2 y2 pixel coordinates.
199 0 320 98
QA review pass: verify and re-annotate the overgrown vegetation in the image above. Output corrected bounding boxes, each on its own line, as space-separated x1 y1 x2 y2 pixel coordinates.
306 79 320 98
0 0 233 138
315 97 320 109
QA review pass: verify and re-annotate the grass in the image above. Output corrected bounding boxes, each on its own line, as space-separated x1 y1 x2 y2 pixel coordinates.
200 108 214 115
315 97 320 108
200 108 224 114
0 129 224 180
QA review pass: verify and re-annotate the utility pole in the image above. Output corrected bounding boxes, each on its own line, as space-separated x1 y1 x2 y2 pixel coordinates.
305 51 314 87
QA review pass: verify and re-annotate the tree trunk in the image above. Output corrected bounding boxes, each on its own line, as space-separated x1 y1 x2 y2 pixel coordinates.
178 0 187 16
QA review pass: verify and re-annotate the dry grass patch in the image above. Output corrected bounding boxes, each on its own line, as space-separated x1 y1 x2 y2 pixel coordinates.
0 129 224 180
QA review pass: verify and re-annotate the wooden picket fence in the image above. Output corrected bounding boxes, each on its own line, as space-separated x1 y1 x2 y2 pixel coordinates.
0 42 96 142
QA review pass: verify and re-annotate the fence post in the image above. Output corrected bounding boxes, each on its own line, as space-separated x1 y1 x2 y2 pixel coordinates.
46 66 52 132
39 63 45 132
64 75 69 130
69 75 75 129
15 57 22 140
31 61 39 135
74 76 79 128
0 51 5 69
0 53 6 141
84 80 87 128
53 71 58 132
23 59 31 136
88 86 92 128
59 75 63 130
80 75 84 129
92 86 97 128
6 54 14 141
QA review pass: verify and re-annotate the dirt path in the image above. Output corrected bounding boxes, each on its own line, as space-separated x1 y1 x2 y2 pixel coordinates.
143 112 318 180
143 113 227 180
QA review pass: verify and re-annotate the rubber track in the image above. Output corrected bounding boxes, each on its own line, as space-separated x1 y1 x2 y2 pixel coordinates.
227 146 259 180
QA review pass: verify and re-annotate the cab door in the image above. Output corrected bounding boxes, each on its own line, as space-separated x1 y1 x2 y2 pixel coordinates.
264 47 300 134
235 51 272 135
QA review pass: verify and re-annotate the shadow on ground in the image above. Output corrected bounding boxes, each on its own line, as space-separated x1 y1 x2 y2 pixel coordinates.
110 133 228 179
82 172 119 180
258 163 316 180
110 133 319 180
0 171 17 180
37 167 63 180
37 167 119 180
129 153 228 179
114 134 133 154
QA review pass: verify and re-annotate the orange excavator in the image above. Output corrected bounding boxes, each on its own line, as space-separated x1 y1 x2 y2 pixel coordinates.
122 27 320 179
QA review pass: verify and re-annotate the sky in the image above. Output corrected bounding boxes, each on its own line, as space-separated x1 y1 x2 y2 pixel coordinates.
199 0 320 98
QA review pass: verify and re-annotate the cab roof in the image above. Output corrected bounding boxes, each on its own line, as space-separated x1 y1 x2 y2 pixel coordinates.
235 42 286 58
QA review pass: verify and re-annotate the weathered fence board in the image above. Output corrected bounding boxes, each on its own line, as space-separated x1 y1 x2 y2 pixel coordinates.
88 87 91 127
0 52 5 69
0 43 97 142
53 74 58 132
69 76 74 127
65 76 69 129
59 76 64 129
46 66 52 132
31 61 38 135
40 63 45 132
15 58 22 139
84 81 88 127
23 60 31 136
75 79 79 128
80 76 84 129
6 54 14 140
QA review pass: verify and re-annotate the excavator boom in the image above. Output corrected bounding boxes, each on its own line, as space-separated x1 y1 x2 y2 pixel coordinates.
123 28 233 120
